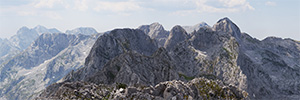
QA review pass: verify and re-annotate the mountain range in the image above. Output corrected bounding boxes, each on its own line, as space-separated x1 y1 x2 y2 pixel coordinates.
0 17 299 100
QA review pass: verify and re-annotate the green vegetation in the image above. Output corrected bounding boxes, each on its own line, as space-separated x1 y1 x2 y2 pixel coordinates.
178 73 195 81
193 79 237 99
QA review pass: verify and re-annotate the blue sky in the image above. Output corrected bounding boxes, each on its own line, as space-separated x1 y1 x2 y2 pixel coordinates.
0 0 299 40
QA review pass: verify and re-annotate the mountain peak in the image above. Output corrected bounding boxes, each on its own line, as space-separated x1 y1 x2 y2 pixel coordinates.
164 25 188 51
216 17 232 23
171 25 186 33
65 27 97 35
17 26 30 33
213 17 241 41
34 25 47 29
150 22 163 27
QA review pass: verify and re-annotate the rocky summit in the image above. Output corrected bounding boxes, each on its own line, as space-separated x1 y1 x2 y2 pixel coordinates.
1 17 299 100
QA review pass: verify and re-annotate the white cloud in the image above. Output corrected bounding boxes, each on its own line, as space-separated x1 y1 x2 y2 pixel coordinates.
171 0 254 15
265 1 276 6
42 11 63 20
1 0 255 18
17 11 37 16
74 0 88 11
33 0 63 8
93 1 142 12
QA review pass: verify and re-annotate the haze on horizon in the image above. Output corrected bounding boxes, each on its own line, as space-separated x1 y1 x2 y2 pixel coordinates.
0 0 299 40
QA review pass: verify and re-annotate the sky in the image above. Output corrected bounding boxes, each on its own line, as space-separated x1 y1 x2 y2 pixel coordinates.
0 0 299 40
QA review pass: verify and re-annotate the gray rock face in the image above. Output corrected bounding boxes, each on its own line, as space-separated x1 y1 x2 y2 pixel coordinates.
188 26 247 90
238 34 300 99
65 27 98 35
64 28 158 82
138 22 169 47
36 77 248 100
164 25 188 51
182 22 209 34
84 49 178 86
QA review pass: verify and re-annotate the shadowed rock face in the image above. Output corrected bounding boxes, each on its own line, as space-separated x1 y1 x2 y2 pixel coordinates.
64 28 158 82
84 49 178 86
36 17 300 100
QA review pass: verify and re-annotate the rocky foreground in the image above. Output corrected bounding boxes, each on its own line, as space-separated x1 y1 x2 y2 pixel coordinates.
36 78 247 100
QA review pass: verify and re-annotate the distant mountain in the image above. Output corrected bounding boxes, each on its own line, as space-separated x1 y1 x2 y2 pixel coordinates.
37 18 300 99
33 25 60 35
138 22 169 47
0 26 61 65
0 33 101 100
182 22 209 34
65 27 98 35
9 26 61 50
